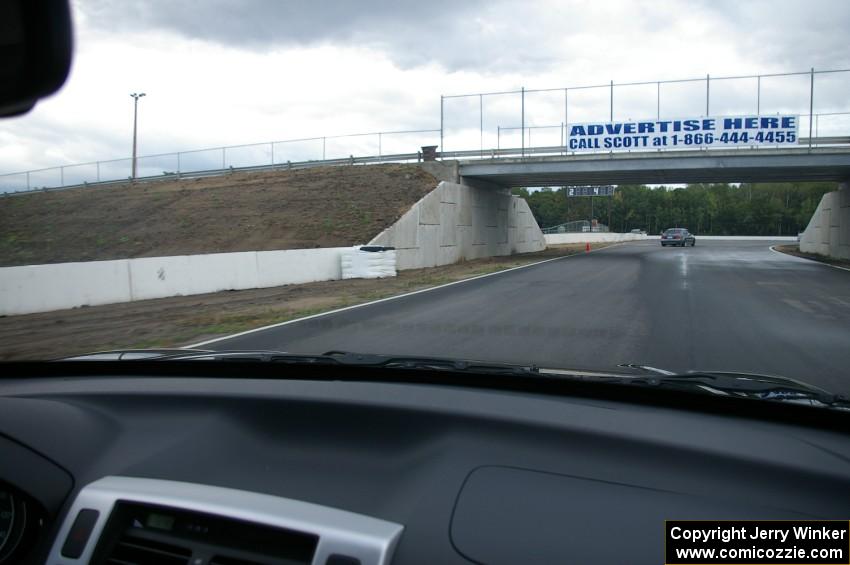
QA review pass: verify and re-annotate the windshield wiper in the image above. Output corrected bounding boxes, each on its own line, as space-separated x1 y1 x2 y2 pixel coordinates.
58 349 849 411
208 350 538 376
62 348 538 376
604 366 850 410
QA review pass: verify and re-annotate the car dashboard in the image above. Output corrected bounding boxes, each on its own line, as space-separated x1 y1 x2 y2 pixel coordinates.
1 364 849 565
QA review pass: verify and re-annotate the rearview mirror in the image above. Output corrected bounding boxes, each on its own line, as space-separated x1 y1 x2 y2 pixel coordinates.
0 0 73 116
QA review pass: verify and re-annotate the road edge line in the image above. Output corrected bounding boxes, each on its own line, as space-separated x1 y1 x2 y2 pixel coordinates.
769 245 850 272
186 242 626 348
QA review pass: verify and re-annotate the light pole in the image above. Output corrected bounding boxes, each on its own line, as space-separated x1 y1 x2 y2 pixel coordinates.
130 92 146 179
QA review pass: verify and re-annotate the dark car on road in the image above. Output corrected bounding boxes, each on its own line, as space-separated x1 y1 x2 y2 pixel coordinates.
661 228 696 247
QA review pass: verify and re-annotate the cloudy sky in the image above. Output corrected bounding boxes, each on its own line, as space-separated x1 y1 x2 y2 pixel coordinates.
1 0 849 187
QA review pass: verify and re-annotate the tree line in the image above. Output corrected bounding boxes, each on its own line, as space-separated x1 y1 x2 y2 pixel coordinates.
513 182 837 236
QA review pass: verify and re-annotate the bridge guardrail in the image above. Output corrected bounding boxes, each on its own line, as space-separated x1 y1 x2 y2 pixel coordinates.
4 138 850 197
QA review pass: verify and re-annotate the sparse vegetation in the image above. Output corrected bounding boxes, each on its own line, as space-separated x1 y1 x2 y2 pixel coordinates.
0 164 437 266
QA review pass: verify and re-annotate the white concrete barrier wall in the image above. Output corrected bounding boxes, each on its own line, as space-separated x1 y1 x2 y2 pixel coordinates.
256 248 343 286
800 183 850 260
696 236 797 241
0 259 133 316
544 233 798 245
128 252 260 301
545 233 648 244
0 247 350 316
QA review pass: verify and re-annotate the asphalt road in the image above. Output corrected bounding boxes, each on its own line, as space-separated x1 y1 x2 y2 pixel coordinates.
209 241 850 394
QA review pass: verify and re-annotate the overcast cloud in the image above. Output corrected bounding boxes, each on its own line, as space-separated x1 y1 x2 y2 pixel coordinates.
1 0 848 187
76 0 850 74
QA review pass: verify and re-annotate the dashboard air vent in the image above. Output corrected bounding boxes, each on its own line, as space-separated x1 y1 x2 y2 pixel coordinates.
90 500 317 565
209 556 265 565
106 530 191 565
50 477 403 565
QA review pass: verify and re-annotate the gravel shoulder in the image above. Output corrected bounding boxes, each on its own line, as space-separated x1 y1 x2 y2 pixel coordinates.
773 244 850 269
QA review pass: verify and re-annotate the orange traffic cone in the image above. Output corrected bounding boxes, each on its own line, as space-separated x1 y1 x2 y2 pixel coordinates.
585 242 591 253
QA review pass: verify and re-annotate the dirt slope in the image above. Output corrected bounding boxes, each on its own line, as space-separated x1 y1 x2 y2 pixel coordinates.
0 164 436 266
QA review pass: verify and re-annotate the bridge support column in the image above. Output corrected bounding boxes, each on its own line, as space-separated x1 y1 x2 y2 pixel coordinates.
799 181 850 260
369 181 545 270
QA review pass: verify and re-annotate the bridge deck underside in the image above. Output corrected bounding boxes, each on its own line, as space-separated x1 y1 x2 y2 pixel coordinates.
458 149 850 186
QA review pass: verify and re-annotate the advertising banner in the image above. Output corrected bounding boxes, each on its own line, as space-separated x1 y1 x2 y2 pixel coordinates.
567 115 799 152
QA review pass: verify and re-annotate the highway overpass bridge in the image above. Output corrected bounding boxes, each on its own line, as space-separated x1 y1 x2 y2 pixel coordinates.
456 146 850 187
5 135 849 194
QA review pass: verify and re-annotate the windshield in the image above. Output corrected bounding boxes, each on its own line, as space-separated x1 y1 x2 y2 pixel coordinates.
1 0 849 410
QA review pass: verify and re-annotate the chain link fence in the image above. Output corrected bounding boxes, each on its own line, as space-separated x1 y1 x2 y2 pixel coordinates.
441 68 850 155
3 68 849 194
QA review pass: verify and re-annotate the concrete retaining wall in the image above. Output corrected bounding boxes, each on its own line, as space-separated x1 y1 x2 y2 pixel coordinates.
2 178 546 314
0 247 348 316
697 236 797 241
0 259 135 316
545 233 798 245
545 233 648 244
800 182 850 260
369 181 546 270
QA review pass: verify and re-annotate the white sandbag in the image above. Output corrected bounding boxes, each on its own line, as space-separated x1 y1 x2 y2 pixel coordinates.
340 246 397 279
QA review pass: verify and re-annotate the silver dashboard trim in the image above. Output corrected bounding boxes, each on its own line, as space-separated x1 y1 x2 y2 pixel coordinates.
46 475 404 565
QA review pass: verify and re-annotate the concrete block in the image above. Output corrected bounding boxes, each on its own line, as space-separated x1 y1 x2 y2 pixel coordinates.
457 225 474 255
419 161 459 183
467 184 486 208
457 184 474 226
473 213 489 245
395 249 420 270
419 188 441 225
440 182 459 204
419 224 440 268
485 201 498 227
821 203 832 244
0 245 356 316
829 226 840 251
486 227 499 253
839 182 849 207
0 259 131 316
440 202 458 246
257 248 342 286
497 208 508 244
369 227 391 247
508 197 519 228
468 243 489 260
129 252 260 301
391 212 419 248
438 245 460 266
583 233 759 245
516 213 527 243
373 179 548 269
